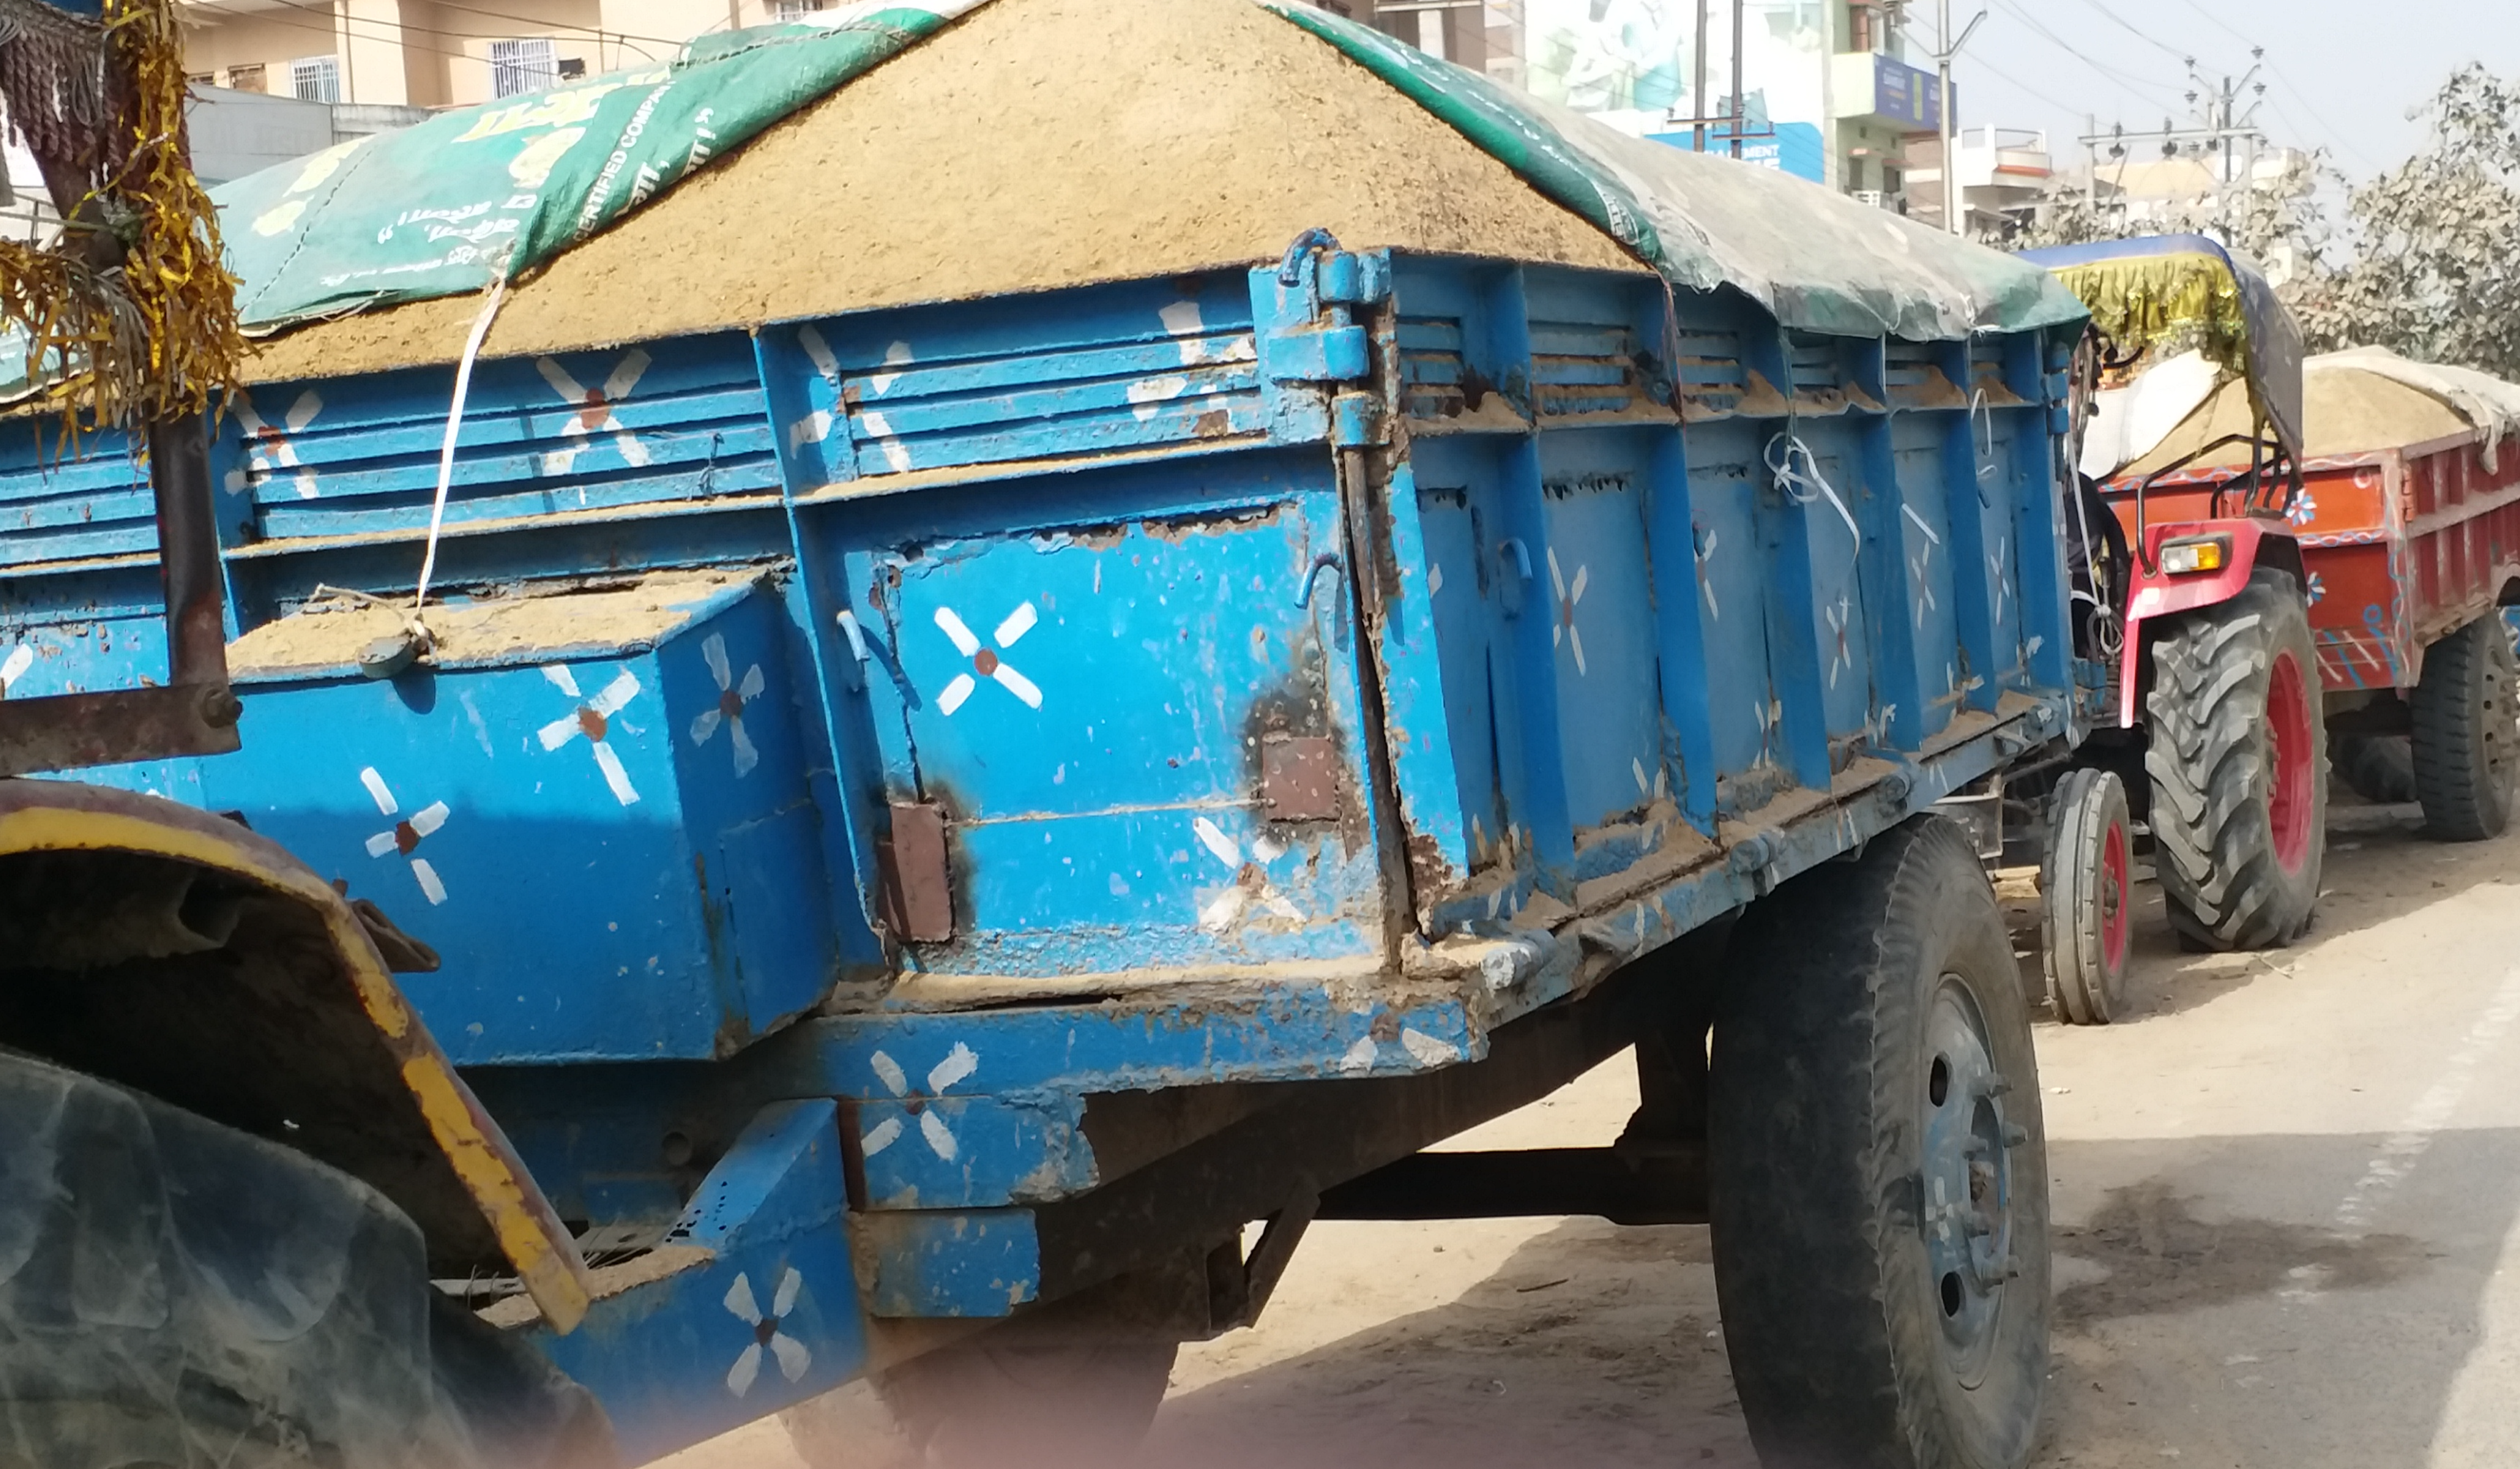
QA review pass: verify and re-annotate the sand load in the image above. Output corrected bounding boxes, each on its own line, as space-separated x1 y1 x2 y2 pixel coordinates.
2129 346 2520 476
243 0 1642 382
224 0 2084 387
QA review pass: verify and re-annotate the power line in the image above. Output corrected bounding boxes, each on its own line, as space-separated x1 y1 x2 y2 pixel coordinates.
2071 0 2193 66
2173 0 2259 50
189 1 497 72
189 0 676 79
1984 0 2184 110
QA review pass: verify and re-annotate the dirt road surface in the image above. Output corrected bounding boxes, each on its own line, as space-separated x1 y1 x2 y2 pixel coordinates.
668 803 2519 1469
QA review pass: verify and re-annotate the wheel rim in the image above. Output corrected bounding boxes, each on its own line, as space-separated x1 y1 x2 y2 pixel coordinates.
2266 649 2315 874
2100 812 2131 975
1919 977 2016 1387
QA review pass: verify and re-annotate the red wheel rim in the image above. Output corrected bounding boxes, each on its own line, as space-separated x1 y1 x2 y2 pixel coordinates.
2267 649 2316 874
2101 813 2131 972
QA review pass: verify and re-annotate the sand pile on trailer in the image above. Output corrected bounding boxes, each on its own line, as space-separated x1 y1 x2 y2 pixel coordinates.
244 0 1641 383
2132 362 2479 473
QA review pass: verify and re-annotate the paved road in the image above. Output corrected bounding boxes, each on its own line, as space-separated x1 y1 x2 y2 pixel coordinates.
672 801 2520 1468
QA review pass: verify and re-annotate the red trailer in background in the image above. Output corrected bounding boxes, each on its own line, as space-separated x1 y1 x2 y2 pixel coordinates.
2112 349 2520 841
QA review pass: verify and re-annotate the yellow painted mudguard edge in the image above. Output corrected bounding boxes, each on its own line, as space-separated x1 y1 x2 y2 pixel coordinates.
0 783 595 1333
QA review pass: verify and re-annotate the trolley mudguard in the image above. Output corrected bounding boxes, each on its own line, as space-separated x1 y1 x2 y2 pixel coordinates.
0 779 594 1331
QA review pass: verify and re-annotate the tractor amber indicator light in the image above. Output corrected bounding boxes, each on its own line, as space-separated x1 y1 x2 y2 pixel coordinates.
2159 536 2231 576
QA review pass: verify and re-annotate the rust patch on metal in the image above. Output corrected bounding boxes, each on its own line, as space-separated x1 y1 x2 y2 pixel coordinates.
879 801 954 943
1261 733 1341 823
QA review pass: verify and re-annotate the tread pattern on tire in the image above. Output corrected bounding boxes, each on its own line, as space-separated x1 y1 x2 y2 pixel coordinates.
2144 568 2326 950
2042 767 2129 1026
1709 816 2049 1469
2411 611 2519 841
2333 731 2417 806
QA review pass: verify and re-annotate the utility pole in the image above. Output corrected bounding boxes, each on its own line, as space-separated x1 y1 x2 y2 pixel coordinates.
2179 48 2267 236
1693 0 1710 153
1730 0 1745 159
1930 0 1986 232
2084 111 2098 216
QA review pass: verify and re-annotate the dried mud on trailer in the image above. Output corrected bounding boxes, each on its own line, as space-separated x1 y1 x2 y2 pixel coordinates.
0 1 2091 1467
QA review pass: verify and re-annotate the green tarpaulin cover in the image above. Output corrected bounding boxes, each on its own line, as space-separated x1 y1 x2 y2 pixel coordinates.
10 0 2084 398
214 2 989 332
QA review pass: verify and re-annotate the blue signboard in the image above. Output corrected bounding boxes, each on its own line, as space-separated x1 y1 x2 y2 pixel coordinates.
1647 120 1828 184
1874 54 1950 131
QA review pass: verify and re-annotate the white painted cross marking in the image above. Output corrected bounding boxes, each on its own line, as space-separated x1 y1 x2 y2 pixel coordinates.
722 1268 810 1397
868 339 914 397
861 1043 979 1163
229 389 324 499
1825 596 1853 689
537 665 644 806
1695 528 1720 621
932 601 1042 714
689 633 766 778
535 349 654 477
1548 547 1590 676
359 766 450 905
1989 536 2011 628
1193 815 1302 930
0 644 31 693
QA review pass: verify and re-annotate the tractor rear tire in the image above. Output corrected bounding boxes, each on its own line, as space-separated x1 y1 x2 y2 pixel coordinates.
1710 815 2049 1469
2042 767 2134 1025
0 1048 604 1469
2144 568 2326 951
2411 611 2520 841
2333 732 2418 806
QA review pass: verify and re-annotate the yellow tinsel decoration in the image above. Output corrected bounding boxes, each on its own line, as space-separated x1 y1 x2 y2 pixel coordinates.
0 0 246 433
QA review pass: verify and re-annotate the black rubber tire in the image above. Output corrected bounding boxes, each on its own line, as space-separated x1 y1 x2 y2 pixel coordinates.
2410 611 2520 841
1710 815 2050 1469
850 1340 1179 1469
0 1048 606 1469
2041 767 2134 1026
2144 568 2327 950
2333 732 2418 805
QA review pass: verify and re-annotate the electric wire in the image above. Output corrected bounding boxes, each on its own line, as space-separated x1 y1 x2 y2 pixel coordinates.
2071 0 2199 66
1984 0 2185 110
187 0 671 82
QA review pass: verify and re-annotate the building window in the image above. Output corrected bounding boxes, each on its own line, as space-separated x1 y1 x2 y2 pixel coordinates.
290 56 339 103
774 0 825 17
226 62 266 94
490 38 559 99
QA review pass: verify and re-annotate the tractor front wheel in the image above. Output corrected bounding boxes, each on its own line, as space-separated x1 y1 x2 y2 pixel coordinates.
2042 767 2134 1024
2144 568 2326 951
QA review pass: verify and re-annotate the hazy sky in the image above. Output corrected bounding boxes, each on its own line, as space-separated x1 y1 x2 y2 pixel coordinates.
1944 0 2520 180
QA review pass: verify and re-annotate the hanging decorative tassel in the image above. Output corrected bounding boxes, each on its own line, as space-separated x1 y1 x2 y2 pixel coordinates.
0 0 245 436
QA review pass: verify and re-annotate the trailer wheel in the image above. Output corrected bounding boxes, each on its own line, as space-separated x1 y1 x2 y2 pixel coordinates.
2041 767 2134 1025
854 1340 1179 1469
2144 568 2326 950
0 1048 604 1469
2411 611 2520 841
1710 815 2049 1469
2333 732 2418 805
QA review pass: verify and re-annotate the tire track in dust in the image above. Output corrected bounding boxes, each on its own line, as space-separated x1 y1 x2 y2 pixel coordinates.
2284 965 2520 1302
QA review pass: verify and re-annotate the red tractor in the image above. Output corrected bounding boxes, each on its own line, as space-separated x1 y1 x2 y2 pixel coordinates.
2022 236 2326 1021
